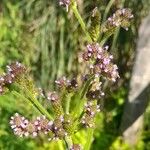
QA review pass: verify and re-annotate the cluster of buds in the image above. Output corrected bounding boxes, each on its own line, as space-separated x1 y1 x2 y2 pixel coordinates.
55 77 78 92
103 8 133 32
49 116 68 140
82 43 119 82
10 113 70 140
0 62 26 95
63 114 75 135
46 91 75 136
59 0 70 12
10 113 51 137
86 90 104 100
81 101 100 128
86 81 104 100
47 91 64 116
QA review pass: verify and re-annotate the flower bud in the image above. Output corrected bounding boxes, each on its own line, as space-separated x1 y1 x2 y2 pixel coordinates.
52 117 67 139
63 114 75 135
47 91 64 116
89 7 101 42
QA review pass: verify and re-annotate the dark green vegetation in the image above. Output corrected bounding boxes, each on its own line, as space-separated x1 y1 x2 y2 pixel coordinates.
0 0 150 149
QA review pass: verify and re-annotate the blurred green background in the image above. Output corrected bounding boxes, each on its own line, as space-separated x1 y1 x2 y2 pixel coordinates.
0 0 150 149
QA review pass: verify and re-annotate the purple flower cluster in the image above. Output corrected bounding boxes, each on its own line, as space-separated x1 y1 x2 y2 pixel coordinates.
59 0 70 12
82 43 119 82
81 101 100 128
55 76 78 92
104 8 133 31
10 113 53 137
0 62 26 95
10 113 70 140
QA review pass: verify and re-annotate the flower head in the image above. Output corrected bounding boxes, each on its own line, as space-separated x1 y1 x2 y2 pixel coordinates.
81 101 100 128
103 8 133 32
10 113 29 137
0 62 26 95
82 43 119 82
55 76 78 92
10 113 54 138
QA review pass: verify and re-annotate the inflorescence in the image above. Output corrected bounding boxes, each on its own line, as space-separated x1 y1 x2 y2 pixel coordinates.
10 112 76 141
0 62 26 95
4 44 119 141
81 43 119 82
103 8 133 32
10 113 68 140
10 113 51 138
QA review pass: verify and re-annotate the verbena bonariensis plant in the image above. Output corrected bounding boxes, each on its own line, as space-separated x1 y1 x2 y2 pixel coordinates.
0 1 133 150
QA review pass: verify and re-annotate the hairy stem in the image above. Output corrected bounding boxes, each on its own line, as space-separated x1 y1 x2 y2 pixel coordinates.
71 1 92 42
12 91 53 120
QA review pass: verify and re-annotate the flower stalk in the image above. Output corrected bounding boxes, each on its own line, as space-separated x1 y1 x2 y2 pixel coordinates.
12 91 53 120
71 1 92 42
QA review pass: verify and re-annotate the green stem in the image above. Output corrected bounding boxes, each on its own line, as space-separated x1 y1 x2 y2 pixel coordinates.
81 75 95 99
64 136 73 150
65 94 72 114
84 128 94 150
102 0 115 22
100 27 117 46
111 0 126 51
73 75 94 117
111 28 120 51
100 33 111 46
12 91 53 120
71 1 92 42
